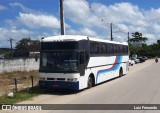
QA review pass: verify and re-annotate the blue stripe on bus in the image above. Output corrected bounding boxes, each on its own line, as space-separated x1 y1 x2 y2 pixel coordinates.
96 56 122 84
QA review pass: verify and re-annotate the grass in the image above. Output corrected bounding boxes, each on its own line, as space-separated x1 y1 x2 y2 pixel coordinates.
0 92 37 105
0 70 39 79
0 86 44 110
0 71 42 108
0 71 39 96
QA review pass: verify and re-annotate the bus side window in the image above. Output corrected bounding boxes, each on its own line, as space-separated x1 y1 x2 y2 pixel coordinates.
117 45 120 54
107 44 113 55
80 52 85 64
90 42 99 55
123 46 128 54
105 44 107 54
125 46 128 54
113 44 117 55
120 45 123 54
116 45 118 54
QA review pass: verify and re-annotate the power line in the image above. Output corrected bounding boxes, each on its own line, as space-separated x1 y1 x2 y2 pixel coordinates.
81 0 149 42
81 0 126 38
82 0 117 41
82 0 108 26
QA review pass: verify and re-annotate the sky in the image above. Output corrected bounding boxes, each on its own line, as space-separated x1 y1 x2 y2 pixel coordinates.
0 0 160 48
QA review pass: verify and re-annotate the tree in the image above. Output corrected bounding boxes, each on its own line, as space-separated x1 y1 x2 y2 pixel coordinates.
15 38 31 49
129 32 148 47
130 32 148 42
15 38 40 50
128 32 149 56
14 38 40 57
157 40 160 50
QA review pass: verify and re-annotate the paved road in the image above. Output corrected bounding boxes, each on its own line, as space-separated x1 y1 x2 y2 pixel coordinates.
2 59 160 113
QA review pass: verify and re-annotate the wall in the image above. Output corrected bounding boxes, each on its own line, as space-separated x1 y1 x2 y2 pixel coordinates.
0 58 39 73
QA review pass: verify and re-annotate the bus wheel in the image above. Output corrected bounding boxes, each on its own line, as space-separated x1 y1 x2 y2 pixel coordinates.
119 68 123 77
87 76 93 88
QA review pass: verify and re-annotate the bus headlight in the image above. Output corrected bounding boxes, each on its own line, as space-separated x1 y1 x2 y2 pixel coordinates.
67 78 78 81
73 78 78 81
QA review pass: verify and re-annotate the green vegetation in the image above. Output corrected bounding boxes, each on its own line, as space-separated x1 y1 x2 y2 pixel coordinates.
1 35 159 58
130 32 147 42
0 48 11 58
0 86 45 109
14 37 40 57
0 38 40 58
129 31 160 57
0 71 41 105
15 38 40 49
0 92 38 105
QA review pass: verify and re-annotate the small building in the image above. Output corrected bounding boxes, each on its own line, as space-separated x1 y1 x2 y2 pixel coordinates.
29 51 40 57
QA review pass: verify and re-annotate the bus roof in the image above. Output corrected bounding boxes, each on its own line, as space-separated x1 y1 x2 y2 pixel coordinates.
42 35 128 45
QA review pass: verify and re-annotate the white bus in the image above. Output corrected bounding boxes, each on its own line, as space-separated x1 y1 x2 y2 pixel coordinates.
39 35 129 91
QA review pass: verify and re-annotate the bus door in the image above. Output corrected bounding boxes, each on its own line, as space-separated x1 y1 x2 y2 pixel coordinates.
79 51 85 76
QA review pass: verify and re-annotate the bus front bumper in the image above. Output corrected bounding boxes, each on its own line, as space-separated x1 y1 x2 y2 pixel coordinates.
39 80 79 91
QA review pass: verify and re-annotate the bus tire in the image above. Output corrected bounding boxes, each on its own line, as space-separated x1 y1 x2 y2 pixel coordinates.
87 75 94 88
119 67 123 77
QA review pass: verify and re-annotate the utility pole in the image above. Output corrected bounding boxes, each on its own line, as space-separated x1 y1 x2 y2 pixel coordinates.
128 32 130 44
60 0 65 35
9 38 13 59
110 23 113 41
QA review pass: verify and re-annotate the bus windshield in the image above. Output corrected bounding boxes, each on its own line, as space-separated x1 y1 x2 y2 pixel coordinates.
40 52 79 73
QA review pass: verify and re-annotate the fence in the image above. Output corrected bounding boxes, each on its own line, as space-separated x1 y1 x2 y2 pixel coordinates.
0 58 39 73
0 70 39 96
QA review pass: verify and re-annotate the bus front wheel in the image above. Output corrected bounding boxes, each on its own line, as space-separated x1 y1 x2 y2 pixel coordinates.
87 76 93 88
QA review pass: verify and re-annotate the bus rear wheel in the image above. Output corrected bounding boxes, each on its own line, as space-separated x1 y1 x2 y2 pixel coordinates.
119 68 123 77
87 76 93 88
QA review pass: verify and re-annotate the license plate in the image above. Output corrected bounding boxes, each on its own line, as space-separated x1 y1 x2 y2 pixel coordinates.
53 84 59 87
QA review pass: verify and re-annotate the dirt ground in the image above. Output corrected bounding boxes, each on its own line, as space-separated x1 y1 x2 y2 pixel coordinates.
0 71 39 96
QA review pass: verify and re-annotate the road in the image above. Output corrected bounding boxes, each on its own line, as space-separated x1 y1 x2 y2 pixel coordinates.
2 59 160 113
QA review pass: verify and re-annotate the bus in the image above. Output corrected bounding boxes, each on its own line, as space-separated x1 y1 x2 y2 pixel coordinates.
39 35 129 91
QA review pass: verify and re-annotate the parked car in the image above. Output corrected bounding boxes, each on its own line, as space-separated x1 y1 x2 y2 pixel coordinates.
131 57 140 64
137 57 145 63
142 56 147 60
129 58 135 66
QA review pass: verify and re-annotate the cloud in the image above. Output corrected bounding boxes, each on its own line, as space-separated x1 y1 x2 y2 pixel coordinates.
2 1 160 46
0 27 35 47
63 0 160 44
0 5 7 11
67 27 97 37
92 2 144 24
80 28 97 36
1 2 63 47
10 2 36 14
17 12 71 30
145 33 157 45
144 8 160 23
9 2 70 30
63 0 145 41
64 0 103 28
18 13 60 29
